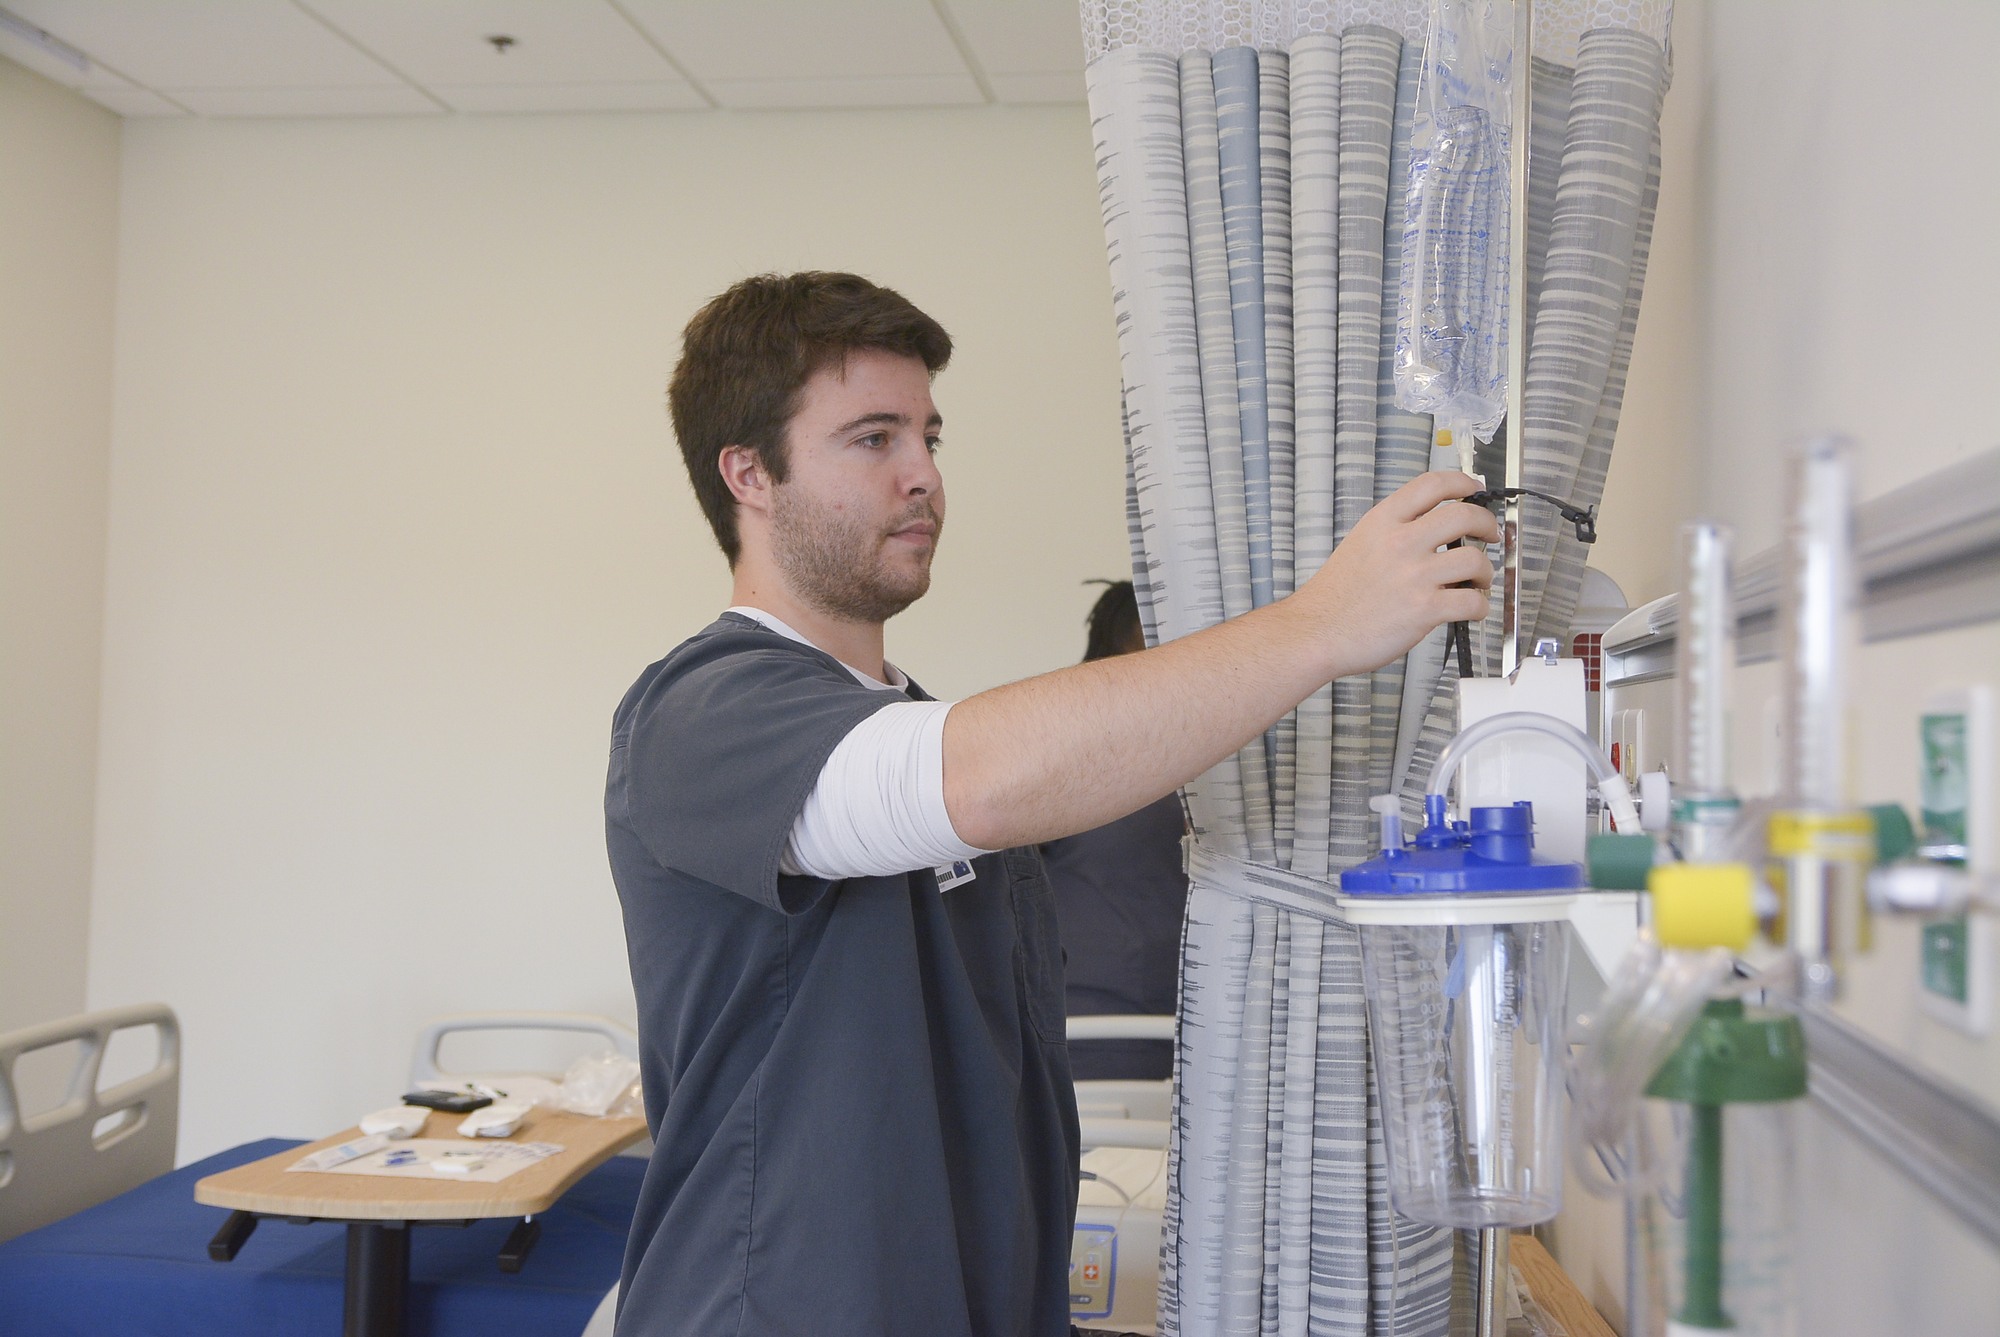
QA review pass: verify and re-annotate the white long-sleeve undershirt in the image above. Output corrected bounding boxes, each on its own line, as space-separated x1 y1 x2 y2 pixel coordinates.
724 607 993 880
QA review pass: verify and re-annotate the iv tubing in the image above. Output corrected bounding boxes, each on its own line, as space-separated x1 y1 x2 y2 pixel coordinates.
1426 710 1643 835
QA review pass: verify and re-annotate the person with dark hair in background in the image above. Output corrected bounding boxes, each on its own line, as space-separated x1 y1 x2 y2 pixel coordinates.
1040 581 1188 1081
1080 578 1143 662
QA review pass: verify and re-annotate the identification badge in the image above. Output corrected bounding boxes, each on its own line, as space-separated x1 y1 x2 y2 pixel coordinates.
933 859 977 893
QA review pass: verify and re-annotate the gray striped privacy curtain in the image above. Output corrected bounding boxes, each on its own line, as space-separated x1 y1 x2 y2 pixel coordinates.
1078 2 1673 1333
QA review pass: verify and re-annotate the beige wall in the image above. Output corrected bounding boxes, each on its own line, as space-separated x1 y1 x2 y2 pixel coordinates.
1697 2 2000 537
0 58 119 1041
84 104 1126 1160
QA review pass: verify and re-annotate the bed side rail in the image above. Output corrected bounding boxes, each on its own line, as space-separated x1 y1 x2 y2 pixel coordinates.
0 1003 180 1243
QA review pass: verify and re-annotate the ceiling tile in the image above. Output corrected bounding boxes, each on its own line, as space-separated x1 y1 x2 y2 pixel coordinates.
80 83 188 115
434 80 706 114
620 0 966 83
3 0 1087 118
299 0 692 90
4 0 403 90
937 0 1084 76
705 73 982 110
988 71 1084 104
169 84 440 117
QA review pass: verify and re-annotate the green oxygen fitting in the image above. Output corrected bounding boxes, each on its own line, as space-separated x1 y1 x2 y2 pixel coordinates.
1644 997 1808 1332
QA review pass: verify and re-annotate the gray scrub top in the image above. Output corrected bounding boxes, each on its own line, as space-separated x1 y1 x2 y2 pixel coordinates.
605 613 1080 1337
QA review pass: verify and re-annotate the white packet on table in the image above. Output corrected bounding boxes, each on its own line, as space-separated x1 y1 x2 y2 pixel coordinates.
553 1051 643 1117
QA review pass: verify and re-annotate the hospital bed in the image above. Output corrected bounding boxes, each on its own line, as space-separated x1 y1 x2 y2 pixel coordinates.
0 1005 642 1336
1069 1013 1173 1335
2 1003 1170 1334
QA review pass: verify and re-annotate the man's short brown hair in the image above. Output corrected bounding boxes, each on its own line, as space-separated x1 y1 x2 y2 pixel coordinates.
669 272 952 564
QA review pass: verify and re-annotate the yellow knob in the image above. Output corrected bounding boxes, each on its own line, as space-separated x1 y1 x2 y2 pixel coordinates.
1649 862 1757 952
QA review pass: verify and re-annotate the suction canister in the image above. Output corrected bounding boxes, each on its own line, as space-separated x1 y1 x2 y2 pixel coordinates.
1342 795 1582 1227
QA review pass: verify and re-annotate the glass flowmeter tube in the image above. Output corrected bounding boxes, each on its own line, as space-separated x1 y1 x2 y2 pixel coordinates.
1777 438 1857 812
1771 437 1871 1000
1674 523 1738 861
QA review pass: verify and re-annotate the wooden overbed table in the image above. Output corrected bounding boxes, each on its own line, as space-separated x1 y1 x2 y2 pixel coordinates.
195 1106 646 1337
1512 1233 1617 1337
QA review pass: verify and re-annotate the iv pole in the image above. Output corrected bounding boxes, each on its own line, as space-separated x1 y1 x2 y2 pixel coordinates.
1477 0 1533 1332
1498 0 1531 683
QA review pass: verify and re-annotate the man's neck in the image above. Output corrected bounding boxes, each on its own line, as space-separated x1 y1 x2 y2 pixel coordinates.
729 564 890 685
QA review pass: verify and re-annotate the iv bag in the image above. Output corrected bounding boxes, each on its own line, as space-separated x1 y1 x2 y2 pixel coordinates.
1393 0 1517 443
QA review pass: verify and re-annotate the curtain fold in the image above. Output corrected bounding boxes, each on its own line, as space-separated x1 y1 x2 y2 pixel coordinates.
1085 5 1671 1331
1523 30 1668 650
1328 27 1399 869
1287 32 1341 884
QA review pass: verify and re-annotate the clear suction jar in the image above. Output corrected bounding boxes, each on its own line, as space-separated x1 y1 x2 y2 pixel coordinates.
1342 798 1582 1228
1358 914 1571 1226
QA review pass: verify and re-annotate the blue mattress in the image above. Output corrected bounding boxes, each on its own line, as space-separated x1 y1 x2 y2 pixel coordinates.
0 1138 642 1337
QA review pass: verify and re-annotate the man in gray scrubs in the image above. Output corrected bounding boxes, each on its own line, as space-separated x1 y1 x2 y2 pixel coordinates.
606 272 1497 1336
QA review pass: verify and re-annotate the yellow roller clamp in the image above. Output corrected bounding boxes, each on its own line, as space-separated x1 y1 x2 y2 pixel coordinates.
1649 863 1757 953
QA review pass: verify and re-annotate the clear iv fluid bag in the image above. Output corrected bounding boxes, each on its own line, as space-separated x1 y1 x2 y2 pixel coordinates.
1393 0 1516 441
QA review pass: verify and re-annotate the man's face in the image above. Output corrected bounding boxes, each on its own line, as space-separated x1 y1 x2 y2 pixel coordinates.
767 349 945 624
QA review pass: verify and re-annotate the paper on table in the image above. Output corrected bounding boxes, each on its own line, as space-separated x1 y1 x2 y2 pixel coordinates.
287 1138 563 1184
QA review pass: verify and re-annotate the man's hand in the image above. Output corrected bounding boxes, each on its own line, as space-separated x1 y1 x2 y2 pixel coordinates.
1297 471 1499 681
943 472 1500 850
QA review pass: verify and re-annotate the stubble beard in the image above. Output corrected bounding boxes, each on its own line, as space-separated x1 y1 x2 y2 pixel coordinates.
769 486 940 625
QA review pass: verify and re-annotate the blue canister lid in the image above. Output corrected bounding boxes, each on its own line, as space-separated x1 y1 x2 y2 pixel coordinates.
1339 795 1586 895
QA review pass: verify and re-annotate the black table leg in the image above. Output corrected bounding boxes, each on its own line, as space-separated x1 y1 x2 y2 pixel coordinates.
207 1209 259 1261
497 1215 541 1273
344 1221 411 1337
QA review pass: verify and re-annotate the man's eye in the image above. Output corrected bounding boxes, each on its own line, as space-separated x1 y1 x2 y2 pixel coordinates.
925 437 943 455
856 432 888 449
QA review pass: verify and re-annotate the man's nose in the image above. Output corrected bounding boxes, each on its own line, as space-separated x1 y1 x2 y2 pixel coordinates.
902 443 943 497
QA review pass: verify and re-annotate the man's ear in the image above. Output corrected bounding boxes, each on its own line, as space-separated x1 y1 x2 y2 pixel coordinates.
719 445 771 515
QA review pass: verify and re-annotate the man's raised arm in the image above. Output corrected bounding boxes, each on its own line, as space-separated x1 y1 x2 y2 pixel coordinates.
942 471 1500 850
